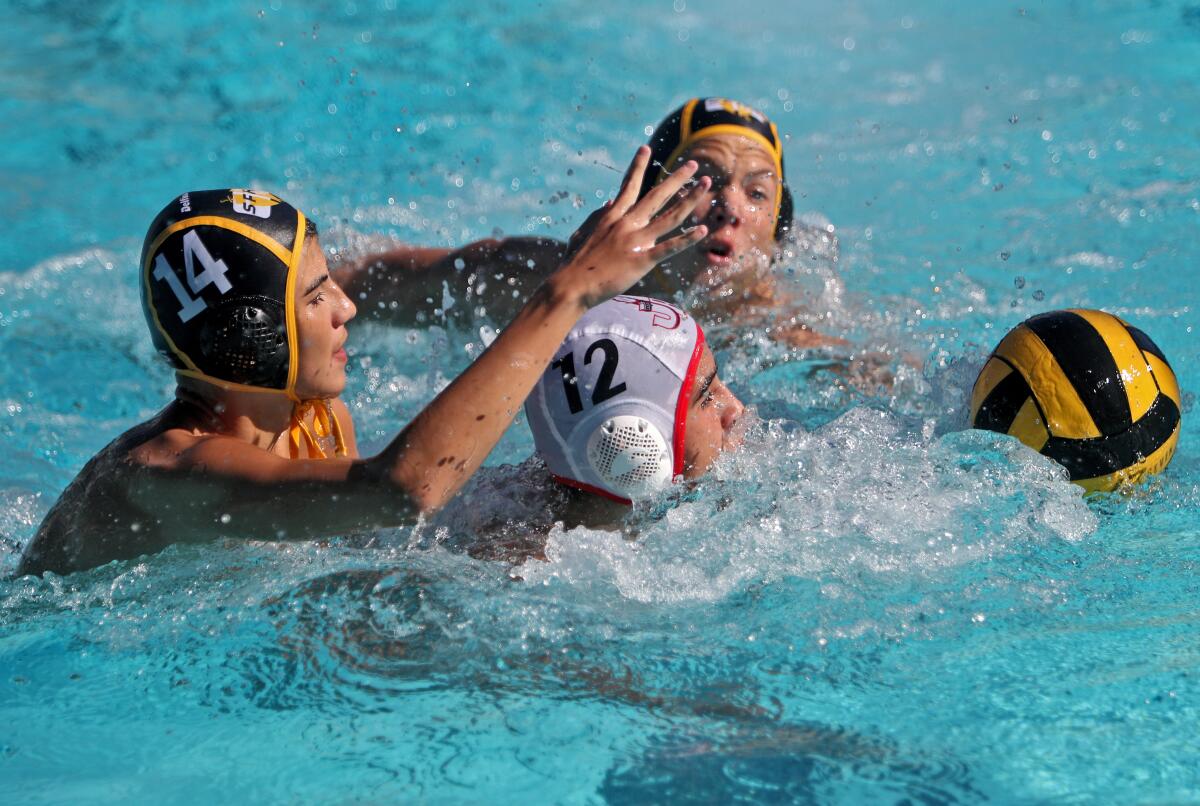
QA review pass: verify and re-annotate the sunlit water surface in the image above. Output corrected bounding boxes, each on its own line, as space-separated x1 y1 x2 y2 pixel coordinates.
2 0 1200 801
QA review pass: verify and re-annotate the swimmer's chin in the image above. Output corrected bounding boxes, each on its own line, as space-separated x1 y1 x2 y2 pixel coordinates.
693 252 771 288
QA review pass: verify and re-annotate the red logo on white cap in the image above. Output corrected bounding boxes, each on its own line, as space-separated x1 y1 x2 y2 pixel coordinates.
612 295 682 330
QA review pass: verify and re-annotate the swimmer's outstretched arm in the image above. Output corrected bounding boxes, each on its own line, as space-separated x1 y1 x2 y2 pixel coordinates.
134 148 712 541
358 148 710 513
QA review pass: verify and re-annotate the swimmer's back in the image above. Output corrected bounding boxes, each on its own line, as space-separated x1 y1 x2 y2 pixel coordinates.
18 412 180 576
18 397 360 576
19 396 363 576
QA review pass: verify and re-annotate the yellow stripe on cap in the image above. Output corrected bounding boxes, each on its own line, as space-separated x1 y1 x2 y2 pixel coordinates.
680 98 698 145
142 215 292 271
658 98 702 185
995 324 1103 439
284 211 307 402
142 215 296 379
1069 309 1159 422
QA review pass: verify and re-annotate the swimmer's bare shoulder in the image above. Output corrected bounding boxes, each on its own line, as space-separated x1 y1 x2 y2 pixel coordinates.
18 407 194 576
19 400 366 576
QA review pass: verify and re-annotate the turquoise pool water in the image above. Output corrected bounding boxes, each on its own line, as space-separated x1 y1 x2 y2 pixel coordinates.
3 0 1200 801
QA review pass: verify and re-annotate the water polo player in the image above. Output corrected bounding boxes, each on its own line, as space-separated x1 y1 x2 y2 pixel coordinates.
526 294 745 508
629 98 797 320
433 294 746 560
17 147 712 576
334 97 839 348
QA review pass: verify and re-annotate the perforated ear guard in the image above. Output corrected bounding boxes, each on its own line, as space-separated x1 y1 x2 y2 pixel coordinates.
586 415 673 499
198 295 289 388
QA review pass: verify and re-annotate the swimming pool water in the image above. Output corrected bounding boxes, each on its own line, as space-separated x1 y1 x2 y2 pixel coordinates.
3 0 1200 801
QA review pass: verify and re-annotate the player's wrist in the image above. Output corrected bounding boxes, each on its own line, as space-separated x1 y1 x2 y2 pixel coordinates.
536 270 590 316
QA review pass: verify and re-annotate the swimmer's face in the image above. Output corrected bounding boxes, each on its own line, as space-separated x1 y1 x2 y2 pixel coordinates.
293 237 357 399
655 134 780 301
681 345 744 479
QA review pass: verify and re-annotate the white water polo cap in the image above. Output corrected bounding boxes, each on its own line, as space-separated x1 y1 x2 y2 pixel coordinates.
526 295 706 504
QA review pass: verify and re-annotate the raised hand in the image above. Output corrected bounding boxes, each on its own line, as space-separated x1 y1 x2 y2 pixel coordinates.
553 145 711 309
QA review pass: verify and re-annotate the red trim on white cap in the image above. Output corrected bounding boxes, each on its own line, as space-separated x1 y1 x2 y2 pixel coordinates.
552 473 634 506
672 323 705 479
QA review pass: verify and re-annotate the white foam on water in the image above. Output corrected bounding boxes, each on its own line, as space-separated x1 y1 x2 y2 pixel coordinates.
518 408 1097 606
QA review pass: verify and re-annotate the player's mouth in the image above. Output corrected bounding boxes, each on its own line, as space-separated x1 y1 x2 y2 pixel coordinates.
703 238 735 266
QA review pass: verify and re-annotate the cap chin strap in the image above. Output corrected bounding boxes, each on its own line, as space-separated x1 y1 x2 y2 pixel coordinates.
287 398 347 459
175 376 346 459
279 212 346 459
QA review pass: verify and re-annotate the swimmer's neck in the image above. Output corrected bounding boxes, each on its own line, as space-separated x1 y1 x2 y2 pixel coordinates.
174 377 304 452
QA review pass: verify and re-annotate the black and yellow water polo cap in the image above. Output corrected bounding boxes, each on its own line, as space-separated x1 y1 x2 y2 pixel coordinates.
141 189 345 458
640 97 794 240
141 189 308 394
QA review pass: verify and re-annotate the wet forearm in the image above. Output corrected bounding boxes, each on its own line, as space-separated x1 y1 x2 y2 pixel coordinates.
380 275 585 511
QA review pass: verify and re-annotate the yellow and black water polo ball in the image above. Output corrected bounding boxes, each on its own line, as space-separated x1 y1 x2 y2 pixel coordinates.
970 309 1181 493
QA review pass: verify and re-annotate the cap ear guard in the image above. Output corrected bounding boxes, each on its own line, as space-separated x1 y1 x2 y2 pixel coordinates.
586 415 673 500
198 295 289 388
775 183 794 241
